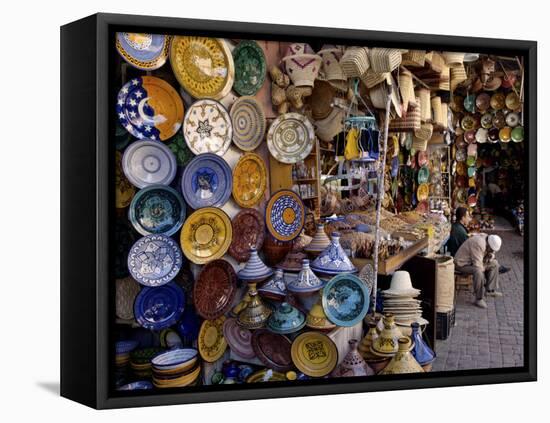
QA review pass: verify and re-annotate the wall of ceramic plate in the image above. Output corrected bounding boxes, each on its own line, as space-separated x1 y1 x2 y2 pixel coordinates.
113 32 525 393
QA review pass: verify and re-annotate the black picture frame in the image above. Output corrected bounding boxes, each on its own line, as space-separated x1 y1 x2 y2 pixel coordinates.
60 12 537 409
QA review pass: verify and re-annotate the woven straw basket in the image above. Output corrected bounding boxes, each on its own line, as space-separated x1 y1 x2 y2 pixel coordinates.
360 69 390 88
442 51 465 67
282 54 322 87
450 64 467 91
399 70 415 113
388 99 421 132
416 88 432 122
414 122 434 141
340 47 370 78
369 48 402 73
431 96 446 128
402 50 426 67
412 136 428 151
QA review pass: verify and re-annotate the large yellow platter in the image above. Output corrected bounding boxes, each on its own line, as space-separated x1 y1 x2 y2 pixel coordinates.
170 36 234 100
232 153 267 208
198 317 227 363
291 331 338 377
180 207 232 264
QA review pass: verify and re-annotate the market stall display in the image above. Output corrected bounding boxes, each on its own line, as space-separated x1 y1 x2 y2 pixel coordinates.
111 33 525 392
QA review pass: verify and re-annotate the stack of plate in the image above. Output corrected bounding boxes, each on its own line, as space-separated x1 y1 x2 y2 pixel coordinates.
115 341 138 369
151 348 201 389
129 347 165 379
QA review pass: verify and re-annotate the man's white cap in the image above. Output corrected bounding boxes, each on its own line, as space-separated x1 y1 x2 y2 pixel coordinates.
487 234 502 252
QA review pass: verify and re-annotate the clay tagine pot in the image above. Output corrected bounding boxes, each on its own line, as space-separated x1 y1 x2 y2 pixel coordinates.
238 247 274 283
359 322 390 373
332 339 374 377
306 289 336 331
379 336 425 375
304 223 331 257
258 269 287 301
371 313 403 357
237 283 272 329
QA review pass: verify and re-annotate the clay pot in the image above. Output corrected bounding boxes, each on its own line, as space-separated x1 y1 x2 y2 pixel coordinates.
237 283 272 329
379 337 425 374
263 235 293 266
371 313 402 356
332 340 374 377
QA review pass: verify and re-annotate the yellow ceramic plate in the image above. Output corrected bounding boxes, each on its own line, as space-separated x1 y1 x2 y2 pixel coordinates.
198 317 227 363
115 151 135 208
417 183 429 201
291 331 338 377
170 36 234 100
232 153 267 208
180 207 232 264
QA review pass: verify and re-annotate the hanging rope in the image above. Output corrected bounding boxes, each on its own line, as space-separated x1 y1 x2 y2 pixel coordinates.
370 87 392 313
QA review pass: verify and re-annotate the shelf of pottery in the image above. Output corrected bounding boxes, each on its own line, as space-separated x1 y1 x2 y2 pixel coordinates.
427 144 451 215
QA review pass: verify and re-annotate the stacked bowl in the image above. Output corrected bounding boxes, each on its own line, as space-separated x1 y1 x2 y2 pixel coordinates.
151 348 201 388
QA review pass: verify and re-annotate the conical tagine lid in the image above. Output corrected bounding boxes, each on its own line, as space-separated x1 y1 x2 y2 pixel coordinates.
311 232 357 274
238 247 274 282
287 259 324 293
304 224 331 255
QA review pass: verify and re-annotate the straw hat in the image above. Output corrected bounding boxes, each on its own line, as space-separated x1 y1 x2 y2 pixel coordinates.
399 70 415 113
416 88 432 122
368 48 402 73
401 50 426 67
383 271 420 296
308 80 336 121
442 52 465 67
340 47 370 78
314 106 345 141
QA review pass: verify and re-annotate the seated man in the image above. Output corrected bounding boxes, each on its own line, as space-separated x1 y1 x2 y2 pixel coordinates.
454 234 503 309
446 207 470 256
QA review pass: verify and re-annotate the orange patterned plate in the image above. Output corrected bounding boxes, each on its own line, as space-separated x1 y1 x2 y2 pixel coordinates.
232 153 267 208
170 36 234 100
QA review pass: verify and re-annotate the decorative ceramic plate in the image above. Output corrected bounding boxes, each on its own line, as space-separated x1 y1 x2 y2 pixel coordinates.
117 381 153 391
358 262 375 296
230 96 266 151
194 259 237 320
223 317 255 359
115 151 136 208
291 331 338 377
251 329 293 373
267 113 315 164
134 282 185 331
170 36 234 100
266 190 305 242
232 40 266 96
181 153 232 209
322 274 369 327
183 99 233 156
417 183 429 201
128 185 186 236
180 207 232 264
128 234 183 287
117 76 184 141
116 33 171 70
417 166 429 184
198 317 227 363
122 140 177 188
116 277 141 320
232 153 267 208
228 209 266 262
115 219 138 278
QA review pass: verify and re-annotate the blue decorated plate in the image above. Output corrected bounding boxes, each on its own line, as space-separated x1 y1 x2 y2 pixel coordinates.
117 76 184 141
129 185 186 236
134 282 186 331
322 274 370 327
116 33 170 70
181 153 232 209
266 190 305 242
122 140 177 188
128 234 183 287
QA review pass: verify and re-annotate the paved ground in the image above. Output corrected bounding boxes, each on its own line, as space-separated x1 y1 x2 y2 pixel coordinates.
432 229 524 371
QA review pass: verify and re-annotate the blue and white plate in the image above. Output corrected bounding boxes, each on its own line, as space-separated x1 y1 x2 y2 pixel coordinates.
181 153 232 209
117 381 154 391
128 234 183 287
115 340 139 354
116 33 170 70
265 190 305 242
122 140 177 189
151 348 198 369
134 282 186 331
129 185 186 236
322 274 370 327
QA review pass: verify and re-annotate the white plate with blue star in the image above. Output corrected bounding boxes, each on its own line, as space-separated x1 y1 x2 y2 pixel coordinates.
183 99 233 156
117 76 184 141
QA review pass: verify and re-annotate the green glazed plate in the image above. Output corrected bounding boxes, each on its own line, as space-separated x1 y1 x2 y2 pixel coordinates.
232 40 266 96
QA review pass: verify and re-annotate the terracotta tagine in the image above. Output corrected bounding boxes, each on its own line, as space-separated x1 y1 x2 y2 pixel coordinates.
306 289 336 330
410 322 436 372
292 230 312 252
379 336 425 375
237 283 272 329
359 322 390 373
277 250 307 272
364 312 384 334
332 339 374 377
304 223 331 257
258 269 287 301
371 313 402 357
238 247 274 283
